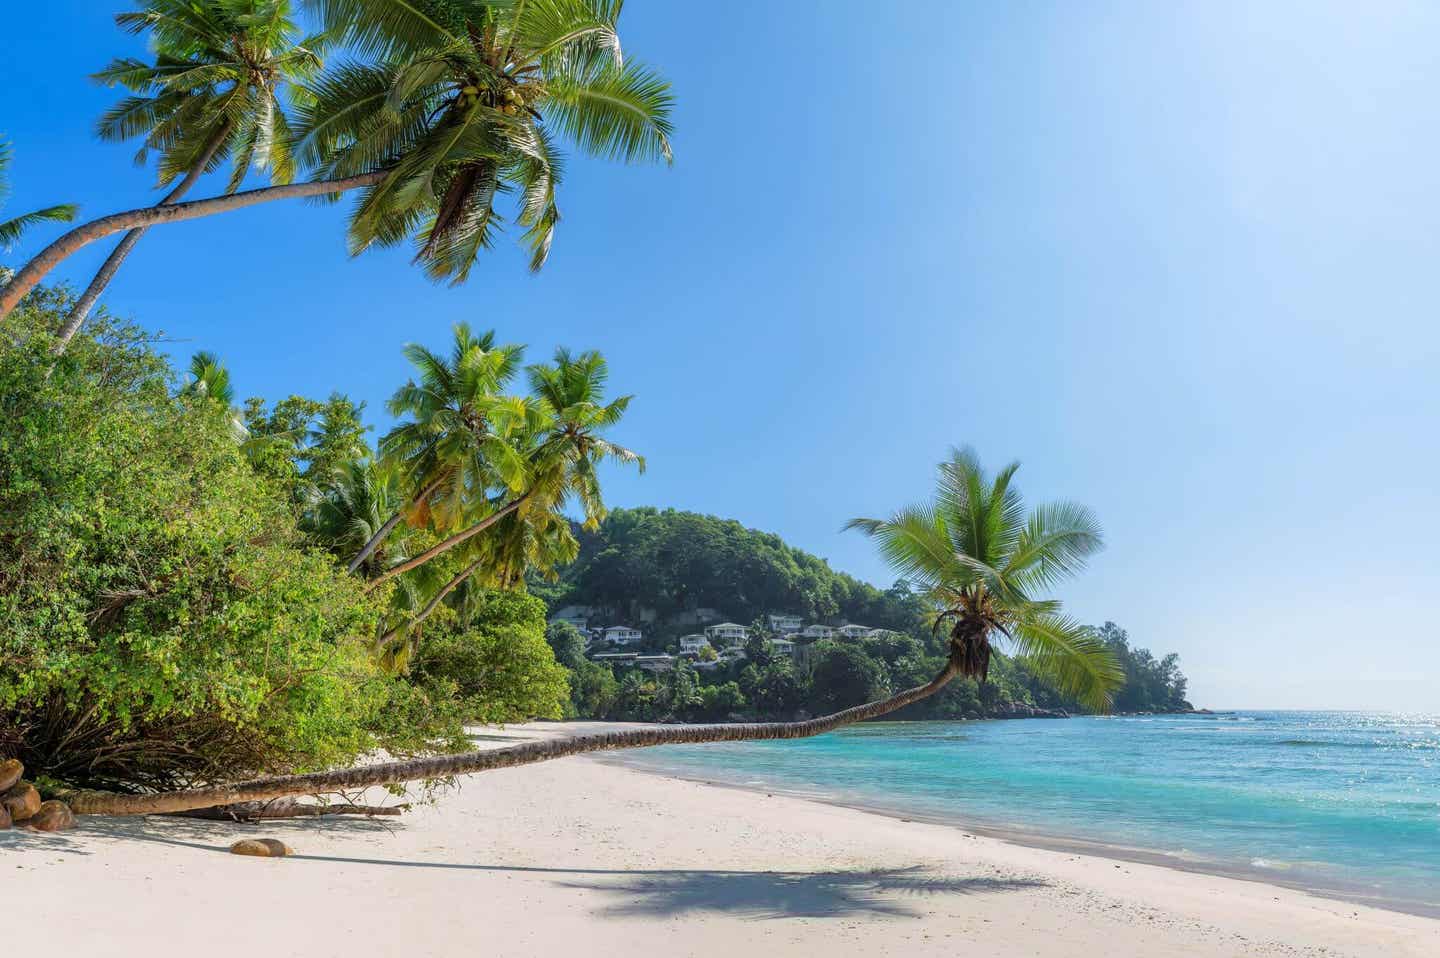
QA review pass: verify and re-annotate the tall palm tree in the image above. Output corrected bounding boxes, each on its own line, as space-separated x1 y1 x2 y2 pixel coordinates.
363 345 641 589
63 448 1122 818
347 323 530 573
0 139 78 271
53 0 327 354
0 0 673 321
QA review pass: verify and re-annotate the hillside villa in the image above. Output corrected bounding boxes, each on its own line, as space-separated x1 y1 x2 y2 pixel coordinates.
679 634 712 654
705 622 750 647
768 613 803 633
600 625 643 646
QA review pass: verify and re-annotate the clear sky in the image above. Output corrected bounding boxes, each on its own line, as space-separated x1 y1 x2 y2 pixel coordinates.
4 1 1437 711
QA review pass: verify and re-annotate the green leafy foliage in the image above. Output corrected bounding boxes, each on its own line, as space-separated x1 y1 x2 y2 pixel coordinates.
536 507 931 636
411 590 568 724
298 0 673 281
0 289 575 790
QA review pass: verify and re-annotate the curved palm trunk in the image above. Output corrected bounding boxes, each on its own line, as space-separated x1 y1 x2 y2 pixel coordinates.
0 170 387 321
64 654 961 817
51 124 233 355
347 475 448 574
365 494 528 591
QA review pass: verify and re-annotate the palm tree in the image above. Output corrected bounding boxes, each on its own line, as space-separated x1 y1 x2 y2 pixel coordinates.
307 458 409 578
347 323 530 573
0 139 78 272
0 0 673 321
53 0 327 354
298 0 673 282
844 448 1122 705
62 448 1122 817
363 346 642 589
374 490 579 652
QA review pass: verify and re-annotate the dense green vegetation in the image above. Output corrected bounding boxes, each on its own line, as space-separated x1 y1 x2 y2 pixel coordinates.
542 509 1193 722
0 288 624 791
533 507 935 639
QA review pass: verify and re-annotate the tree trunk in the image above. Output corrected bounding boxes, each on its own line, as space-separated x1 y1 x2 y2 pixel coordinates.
0 170 388 321
51 123 233 355
63 654 962 817
365 494 528 591
376 554 485 648
166 798 404 821
346 474 448 574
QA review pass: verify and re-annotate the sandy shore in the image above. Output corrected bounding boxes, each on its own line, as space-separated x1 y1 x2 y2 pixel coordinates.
5 722 1437 957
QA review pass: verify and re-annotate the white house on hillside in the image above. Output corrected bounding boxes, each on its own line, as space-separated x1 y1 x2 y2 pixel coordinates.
769 637 796 656
705 622 750 647
768 613 803 634
678 634 712 655
837 624 872 639
800 624 835 640
601 625 642 646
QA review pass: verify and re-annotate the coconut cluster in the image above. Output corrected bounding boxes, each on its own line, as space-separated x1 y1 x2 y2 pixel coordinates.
0 759 76 832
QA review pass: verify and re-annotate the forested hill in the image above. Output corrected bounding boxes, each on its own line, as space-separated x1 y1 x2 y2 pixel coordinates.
533 507 1194 719
530 507 928 636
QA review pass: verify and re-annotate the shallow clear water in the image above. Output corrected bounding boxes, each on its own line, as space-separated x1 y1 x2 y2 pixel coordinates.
614 712 1440 912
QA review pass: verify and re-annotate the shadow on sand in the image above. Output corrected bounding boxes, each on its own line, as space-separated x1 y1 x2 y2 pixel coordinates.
8 816 1047 920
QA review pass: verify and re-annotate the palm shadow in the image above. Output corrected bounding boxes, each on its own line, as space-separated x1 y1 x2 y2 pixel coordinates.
554 865 1047 919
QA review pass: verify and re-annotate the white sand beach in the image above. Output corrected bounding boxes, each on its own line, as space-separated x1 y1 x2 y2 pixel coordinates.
6 723 1437 958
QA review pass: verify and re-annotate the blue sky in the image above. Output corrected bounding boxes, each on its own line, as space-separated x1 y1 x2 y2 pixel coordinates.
4 1 1437 710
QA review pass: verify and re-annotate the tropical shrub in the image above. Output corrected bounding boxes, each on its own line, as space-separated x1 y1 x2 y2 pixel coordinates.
410 590 568 724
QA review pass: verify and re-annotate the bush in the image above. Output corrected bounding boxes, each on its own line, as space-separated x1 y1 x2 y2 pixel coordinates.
0 295 462 790
411 590 568 724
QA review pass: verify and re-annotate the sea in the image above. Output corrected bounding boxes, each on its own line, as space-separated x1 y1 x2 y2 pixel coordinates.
609 711 1440 915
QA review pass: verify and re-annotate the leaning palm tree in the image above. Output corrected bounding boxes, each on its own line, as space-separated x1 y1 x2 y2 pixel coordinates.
307 458 408 578
0 139 78 270
62 448 1122 817
347 323 530 573
363 345 642 589
298 0 673 282
0 0 672 321
53 0 327 353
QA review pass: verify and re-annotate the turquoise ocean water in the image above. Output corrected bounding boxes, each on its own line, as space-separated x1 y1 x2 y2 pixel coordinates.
612 712 1440 914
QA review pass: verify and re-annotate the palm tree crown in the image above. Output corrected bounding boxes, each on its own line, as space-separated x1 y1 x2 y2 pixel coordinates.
94 0 327 193
847 448 1122 711
525 347 642 526
299 0 673 281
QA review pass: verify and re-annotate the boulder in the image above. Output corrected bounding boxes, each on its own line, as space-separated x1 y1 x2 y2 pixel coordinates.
1 782 42 822
229 838 293 858
27 801 76 832
0 759 22 793
0 804 11 830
